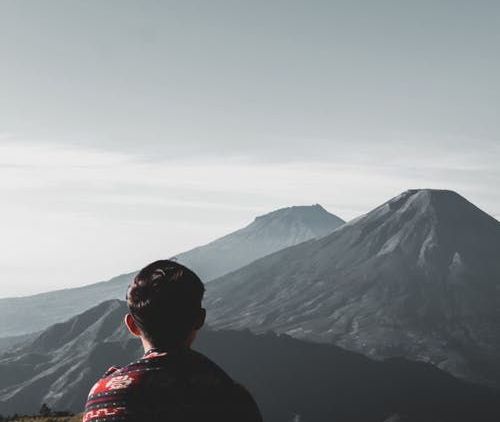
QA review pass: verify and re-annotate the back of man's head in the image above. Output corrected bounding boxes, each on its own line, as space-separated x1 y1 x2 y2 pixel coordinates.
126 259 205 348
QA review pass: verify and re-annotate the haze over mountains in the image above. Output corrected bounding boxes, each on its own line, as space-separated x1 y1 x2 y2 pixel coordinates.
1 300 498 422
205 189 500 385
0 205 343 337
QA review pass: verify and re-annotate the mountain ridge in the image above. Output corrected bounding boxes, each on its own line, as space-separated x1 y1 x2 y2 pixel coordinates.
1 299 498 422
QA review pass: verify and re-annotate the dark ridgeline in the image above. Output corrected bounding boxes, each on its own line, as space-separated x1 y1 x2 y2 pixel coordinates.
0 204 343 338
0 300 499 422
205 189 500 385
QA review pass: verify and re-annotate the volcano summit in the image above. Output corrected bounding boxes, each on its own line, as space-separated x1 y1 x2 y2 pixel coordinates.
206 190 500 385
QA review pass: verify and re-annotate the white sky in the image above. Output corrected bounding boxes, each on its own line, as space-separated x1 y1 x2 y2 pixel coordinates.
0 1 499 297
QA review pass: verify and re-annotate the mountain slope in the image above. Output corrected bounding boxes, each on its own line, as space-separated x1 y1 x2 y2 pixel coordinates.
205 189 500 384
0 300 498 422
0 205 343 337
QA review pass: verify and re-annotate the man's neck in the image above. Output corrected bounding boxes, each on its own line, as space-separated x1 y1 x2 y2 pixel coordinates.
140 337 193 354
140 337 155 354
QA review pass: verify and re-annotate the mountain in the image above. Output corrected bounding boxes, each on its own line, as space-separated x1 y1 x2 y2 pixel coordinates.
175 204 344 281
0 300 498 422
0 205 343 338
205 189 500 385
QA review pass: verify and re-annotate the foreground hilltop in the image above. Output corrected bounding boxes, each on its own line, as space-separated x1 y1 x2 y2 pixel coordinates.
205 189 500 384
0 204 343 338
0 300 498 422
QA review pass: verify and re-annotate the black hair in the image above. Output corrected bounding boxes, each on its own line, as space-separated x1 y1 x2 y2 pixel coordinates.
126 259 205 348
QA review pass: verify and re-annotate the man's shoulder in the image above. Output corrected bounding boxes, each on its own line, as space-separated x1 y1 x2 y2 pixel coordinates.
86 350 230 398
87 358 150 395
85 357 157 398
83 357 164 421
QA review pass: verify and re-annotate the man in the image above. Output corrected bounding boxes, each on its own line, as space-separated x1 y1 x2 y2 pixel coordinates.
83 260 262 422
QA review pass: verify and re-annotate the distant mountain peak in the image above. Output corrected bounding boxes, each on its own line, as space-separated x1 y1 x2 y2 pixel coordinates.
397 188 465 205
404 188 457 196
384 188 458 210
249 204 344 236
237 204 345 248
173 204 344 281
391 189 497 227
337 189 500 262
253 203 333 221
347 189 494 231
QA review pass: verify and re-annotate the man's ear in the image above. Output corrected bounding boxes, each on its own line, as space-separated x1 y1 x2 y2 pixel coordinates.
194 308 206 330
124 313 142 337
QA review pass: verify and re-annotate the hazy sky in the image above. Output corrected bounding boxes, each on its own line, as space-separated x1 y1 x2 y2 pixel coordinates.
0 1 499 297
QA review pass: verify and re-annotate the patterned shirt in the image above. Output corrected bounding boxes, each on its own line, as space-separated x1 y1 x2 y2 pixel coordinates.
84 348 263 422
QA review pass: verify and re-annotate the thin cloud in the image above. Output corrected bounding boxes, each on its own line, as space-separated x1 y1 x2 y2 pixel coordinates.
0 139 498 297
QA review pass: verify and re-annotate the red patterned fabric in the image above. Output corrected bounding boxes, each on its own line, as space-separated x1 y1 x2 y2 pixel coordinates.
84 348 262 422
